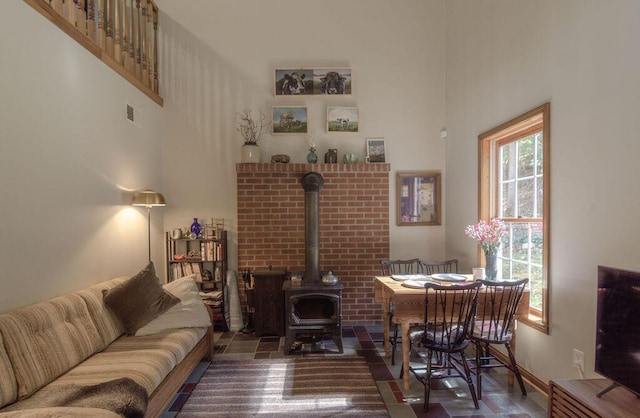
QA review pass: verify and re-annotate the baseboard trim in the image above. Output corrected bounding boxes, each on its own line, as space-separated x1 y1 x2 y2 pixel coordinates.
490 347 549 396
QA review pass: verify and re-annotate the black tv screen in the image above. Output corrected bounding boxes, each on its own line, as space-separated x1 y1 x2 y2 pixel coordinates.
595 265 640 396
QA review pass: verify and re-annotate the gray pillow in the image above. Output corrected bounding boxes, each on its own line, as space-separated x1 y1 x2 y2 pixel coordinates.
103 262 180 335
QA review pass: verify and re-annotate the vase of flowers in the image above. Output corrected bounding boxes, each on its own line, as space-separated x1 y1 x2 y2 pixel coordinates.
465 218 507 280
237 109 270 163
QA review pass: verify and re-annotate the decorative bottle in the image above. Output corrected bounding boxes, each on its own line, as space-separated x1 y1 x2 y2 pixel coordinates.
190 218 201 238
307 148 318 163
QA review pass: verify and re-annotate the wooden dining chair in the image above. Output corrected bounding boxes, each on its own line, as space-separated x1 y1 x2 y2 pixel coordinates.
380 258 423 276
469 278 529 399
379 258 423 364
405 281 482 412
420 258 459 275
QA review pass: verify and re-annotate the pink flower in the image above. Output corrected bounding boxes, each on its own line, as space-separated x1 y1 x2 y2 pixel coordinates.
465 218 507 254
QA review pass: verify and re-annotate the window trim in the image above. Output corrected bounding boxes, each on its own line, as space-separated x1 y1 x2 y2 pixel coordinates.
478 102 550 334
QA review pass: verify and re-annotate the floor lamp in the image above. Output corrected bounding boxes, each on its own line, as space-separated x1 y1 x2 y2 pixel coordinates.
132 189 166 262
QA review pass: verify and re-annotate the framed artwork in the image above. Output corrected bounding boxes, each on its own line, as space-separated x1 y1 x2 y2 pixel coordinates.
327 107 359 133
313 68 352 95
396 171 442 226
274 69 314 96
366 137 386 163
272 106 308 134
274 68 352 95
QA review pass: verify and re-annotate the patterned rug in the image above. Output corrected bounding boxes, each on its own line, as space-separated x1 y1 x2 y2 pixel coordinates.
176 357 389 417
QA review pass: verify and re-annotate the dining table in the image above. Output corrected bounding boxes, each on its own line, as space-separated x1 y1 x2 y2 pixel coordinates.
373 274 530 390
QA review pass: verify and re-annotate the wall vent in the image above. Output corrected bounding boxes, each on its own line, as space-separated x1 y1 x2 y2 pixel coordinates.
125 103 141 127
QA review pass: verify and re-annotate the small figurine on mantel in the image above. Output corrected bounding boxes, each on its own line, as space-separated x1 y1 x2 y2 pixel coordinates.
325 148 338 163
270 154 290 163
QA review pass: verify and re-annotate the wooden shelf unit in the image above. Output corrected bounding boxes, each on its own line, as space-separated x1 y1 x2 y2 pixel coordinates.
166 230 227 330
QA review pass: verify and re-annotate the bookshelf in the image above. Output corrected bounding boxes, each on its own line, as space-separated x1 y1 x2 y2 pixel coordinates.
166 229 227 330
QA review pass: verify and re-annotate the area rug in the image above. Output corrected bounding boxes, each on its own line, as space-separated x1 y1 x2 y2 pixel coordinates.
177 357 389 417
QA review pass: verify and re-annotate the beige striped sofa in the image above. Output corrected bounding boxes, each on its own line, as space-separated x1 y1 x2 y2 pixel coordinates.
0 276 213 418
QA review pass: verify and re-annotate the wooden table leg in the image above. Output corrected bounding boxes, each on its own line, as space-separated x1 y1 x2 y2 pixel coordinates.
402 321 411 390
382 294 390 358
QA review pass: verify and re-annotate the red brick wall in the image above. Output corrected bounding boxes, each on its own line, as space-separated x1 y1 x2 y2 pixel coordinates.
237 163 390 324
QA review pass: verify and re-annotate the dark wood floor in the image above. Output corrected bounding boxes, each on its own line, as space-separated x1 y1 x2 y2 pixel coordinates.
162 325 548 417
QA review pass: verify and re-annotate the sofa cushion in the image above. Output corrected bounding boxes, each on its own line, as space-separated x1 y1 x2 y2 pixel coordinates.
0 294 103 400
135 275 211 336
0 332 17 408
34 327 207 396
103 262 180 335
75 276 128 350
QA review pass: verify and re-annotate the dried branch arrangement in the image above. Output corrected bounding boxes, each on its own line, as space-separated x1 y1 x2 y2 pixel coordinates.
236 109 270 144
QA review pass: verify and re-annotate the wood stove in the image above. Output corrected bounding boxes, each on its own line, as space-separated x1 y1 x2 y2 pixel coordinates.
282 171 344 354
283 281 343 353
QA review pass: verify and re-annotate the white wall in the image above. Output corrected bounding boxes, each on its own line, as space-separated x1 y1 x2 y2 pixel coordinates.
155 0 447 271
0 2 165 311
445 0 640 383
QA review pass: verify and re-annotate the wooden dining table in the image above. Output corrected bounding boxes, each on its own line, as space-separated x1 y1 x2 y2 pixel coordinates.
374 275 530 389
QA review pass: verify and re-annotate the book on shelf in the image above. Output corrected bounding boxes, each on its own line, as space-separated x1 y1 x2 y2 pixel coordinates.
171 262 203 282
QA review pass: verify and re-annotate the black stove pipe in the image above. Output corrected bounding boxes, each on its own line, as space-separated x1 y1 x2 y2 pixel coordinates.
301 172 324 283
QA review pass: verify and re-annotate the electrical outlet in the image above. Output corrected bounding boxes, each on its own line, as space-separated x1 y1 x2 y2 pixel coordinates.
572 348 584 370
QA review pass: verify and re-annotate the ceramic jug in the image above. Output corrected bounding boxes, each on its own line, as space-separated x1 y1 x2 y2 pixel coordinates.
325 149 338 163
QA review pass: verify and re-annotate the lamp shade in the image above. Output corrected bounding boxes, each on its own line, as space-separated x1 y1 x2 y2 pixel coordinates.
131 189 166 208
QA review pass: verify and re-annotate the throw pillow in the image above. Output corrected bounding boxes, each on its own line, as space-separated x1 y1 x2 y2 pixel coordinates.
135 274 212 336
103 262 180 335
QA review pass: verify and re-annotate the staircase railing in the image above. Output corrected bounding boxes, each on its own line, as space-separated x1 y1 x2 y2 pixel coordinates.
24 0 163 106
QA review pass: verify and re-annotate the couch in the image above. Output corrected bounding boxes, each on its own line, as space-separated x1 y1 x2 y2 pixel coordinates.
0 262 214 417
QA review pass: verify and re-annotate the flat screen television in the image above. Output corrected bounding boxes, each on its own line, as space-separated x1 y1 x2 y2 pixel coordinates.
595 265 640 397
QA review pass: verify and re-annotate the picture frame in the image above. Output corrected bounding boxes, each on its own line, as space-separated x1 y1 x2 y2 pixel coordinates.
366 137 386 163
274 69 314 96
272 106 308 135
274 67 352 95
396 171 442 226
313 68 352 95
327 107 359 133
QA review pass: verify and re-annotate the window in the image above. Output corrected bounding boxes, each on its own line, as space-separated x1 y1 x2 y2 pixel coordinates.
478 102 550 334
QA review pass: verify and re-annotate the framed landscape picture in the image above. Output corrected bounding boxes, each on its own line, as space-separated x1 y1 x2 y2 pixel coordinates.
327 107 358 133
366 137 386 163
272 106 308 134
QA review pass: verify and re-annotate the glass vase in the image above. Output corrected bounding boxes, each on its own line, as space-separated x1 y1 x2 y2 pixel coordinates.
484 250 497 280
307 149 318 163
190 218 201 238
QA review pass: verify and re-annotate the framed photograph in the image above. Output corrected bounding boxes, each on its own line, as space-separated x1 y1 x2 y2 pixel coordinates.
366 137 386 163
272 106 308 134
274 67 352 95
274 69 313 96
327 107 358 133
313 68 352 95
396 171 442 226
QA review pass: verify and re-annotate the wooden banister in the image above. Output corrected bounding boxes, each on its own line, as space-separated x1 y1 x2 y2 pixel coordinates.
24 0 163 106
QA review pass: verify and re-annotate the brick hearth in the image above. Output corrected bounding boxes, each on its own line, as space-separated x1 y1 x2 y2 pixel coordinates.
236 162 390 323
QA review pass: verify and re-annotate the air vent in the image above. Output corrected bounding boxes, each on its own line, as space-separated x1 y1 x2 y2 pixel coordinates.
126 104 134 122
125 103 141 127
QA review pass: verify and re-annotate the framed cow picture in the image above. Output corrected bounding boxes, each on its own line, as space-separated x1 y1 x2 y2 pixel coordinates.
274 69 313 96
272 106 308 134
327 107 359 133
274 67 352 95
313 68 352 95
366 137 386 163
